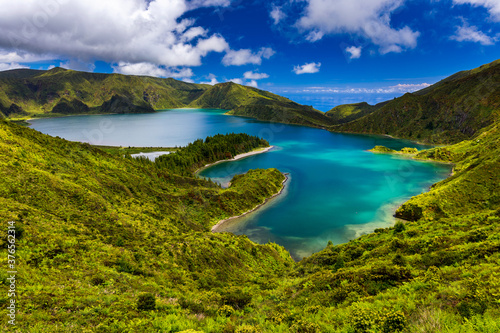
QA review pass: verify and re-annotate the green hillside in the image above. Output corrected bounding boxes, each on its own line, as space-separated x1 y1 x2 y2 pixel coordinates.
1 59 500 331
326 102 386 124
0 67 209 117
191 82 334 127
334 59 500 144
2 102 500 331
0 68 333 128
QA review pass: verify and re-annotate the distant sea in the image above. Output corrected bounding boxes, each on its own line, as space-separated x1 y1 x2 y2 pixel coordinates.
275 92 404 112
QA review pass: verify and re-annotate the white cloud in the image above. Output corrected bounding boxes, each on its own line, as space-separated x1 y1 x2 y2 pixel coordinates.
0 51 52 63
270 5 286 25
0 62 29 71
345 46 362 59
450 21 496 45
243 71 270 80
305 31 325 42
113 62 194 79
293 62 321 74
60 59 96 72
297 0 420 54
222 47 275 66
228 78 243 84
188 0 232 9
247 80 258 88
453 0 500 21
201 73 219 85
0 0 232 72
301 83 431 94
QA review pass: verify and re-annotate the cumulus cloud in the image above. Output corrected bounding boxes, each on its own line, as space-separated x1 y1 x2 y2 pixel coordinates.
301 83 431 94
201 73 219 85
270 5 286 25
450 21 496 45
453 0 500 21
293 62 321 74
113 62 194 80
297 0 420 54
228 78 243 84
345 46 362 59
222 47 275 66
0 62 29 71
0 51 52 63
247 80 259 88
243 71 270 80
0 0 234 74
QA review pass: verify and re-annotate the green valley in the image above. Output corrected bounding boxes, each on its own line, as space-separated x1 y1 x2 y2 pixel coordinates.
1 58 500 332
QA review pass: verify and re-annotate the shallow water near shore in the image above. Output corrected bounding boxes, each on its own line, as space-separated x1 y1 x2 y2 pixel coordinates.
30 109 452 259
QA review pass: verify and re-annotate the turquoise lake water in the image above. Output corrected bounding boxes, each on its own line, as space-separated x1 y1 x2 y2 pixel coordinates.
29 109 452 259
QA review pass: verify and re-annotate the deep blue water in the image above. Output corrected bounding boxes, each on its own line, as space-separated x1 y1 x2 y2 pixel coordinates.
30 109 451 259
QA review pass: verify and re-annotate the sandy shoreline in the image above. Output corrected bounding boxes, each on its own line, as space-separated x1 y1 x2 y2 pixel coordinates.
195 145 274 174
211 173 289 232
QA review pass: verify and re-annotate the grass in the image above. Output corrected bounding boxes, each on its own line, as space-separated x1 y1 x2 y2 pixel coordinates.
1 59 500 331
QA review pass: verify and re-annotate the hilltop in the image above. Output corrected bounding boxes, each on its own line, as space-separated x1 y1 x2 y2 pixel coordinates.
330 59 500 144
0 67 332 127
190 82 333 127
326 101 386 124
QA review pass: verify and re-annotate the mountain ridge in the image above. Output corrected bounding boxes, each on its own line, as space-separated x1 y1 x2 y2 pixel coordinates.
0 67 332 127
332 59 500 144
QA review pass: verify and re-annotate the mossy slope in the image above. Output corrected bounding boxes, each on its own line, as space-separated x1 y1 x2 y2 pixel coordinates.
0 68 333 127
0 120 293 331
191 82 333 127
334 59 500 143
326 101 385 124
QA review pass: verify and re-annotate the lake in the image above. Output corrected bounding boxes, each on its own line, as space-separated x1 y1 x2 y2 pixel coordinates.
29 109 451 259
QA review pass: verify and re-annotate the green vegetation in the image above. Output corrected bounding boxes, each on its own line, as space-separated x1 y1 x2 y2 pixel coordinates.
95 146 177 157
0 67 206 117
191 82 333 127
369 145 397 153
334 59 500 144
1 59 500 331
369 146 419 155
0 68 333 128
140 133 269 176
0 121 293 331
326 102 385 124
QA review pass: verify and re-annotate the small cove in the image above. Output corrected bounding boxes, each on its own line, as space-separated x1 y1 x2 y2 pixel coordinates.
29 109 452 259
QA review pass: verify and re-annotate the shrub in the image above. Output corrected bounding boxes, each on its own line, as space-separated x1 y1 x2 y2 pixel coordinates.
235 324 258 333
382 311 406 333
352 307 376 332
291 319 320 333
221 287 252 310
179 297 206 314
396 203 423 221
393 221 406 233
137 293 156 311
217 305 235 317
90 276 105 286
456 300 487 318
305 305 322 314
392 254 406 266
466 229 488 243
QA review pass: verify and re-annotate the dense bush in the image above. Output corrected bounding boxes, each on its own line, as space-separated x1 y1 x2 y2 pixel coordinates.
137 293 156 311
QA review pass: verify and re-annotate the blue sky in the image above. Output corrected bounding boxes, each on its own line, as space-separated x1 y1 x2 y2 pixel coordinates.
0 0 499 110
